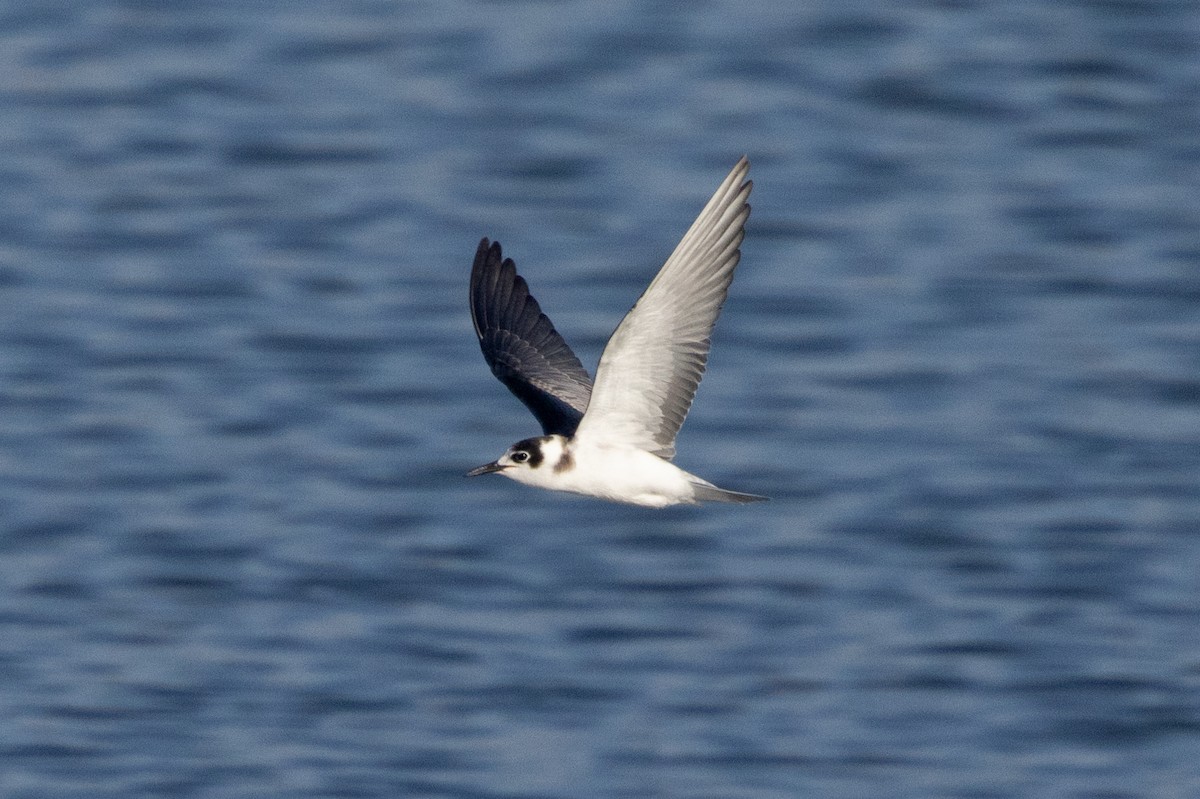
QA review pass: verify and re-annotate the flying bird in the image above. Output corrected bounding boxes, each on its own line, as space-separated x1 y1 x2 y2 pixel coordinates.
467 157 766 507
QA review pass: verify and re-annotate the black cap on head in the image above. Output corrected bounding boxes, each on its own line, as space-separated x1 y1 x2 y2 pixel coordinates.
510 437 546 468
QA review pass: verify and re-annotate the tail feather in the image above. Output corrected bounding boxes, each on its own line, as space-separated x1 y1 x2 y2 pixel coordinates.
690 481 769 504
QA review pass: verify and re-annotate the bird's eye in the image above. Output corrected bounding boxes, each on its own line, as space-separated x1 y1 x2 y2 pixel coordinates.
511 451 529 464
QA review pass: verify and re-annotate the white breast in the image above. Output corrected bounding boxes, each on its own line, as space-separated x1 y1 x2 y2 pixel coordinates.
506 439 702 508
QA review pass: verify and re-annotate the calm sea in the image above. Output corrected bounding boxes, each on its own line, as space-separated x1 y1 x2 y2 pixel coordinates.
2 1 1198 797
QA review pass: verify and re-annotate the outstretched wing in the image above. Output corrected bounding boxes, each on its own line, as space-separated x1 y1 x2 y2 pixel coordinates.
470 238 593 436
572 157 752 460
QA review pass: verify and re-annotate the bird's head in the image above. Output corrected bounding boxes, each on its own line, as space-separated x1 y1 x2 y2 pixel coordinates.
466 435 568 486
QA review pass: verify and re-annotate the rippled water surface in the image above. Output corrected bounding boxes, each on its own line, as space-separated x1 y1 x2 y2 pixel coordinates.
2 2 1199 797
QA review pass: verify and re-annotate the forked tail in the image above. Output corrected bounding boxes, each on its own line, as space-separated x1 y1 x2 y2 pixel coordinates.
690 481 769 504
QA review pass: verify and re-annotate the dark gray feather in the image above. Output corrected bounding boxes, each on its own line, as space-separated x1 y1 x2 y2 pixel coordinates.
470 238 593 436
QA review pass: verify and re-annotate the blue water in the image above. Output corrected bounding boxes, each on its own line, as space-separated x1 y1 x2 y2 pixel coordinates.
2 2 1199 797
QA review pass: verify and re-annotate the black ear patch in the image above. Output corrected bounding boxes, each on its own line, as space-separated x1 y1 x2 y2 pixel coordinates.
511 437 545 468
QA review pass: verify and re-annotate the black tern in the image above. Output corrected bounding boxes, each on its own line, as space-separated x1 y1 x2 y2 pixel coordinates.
467 157 766 507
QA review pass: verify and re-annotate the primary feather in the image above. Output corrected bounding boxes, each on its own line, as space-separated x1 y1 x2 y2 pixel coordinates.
572 157 752 459
469 239 593 436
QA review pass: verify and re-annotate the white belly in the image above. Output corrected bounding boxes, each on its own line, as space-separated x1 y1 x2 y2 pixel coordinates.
508 442 700 508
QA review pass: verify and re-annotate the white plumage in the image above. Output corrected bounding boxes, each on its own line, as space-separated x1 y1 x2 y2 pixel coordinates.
467 157 766 507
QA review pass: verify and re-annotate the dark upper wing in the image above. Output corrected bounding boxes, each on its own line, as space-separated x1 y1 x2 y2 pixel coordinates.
470 238 593 436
